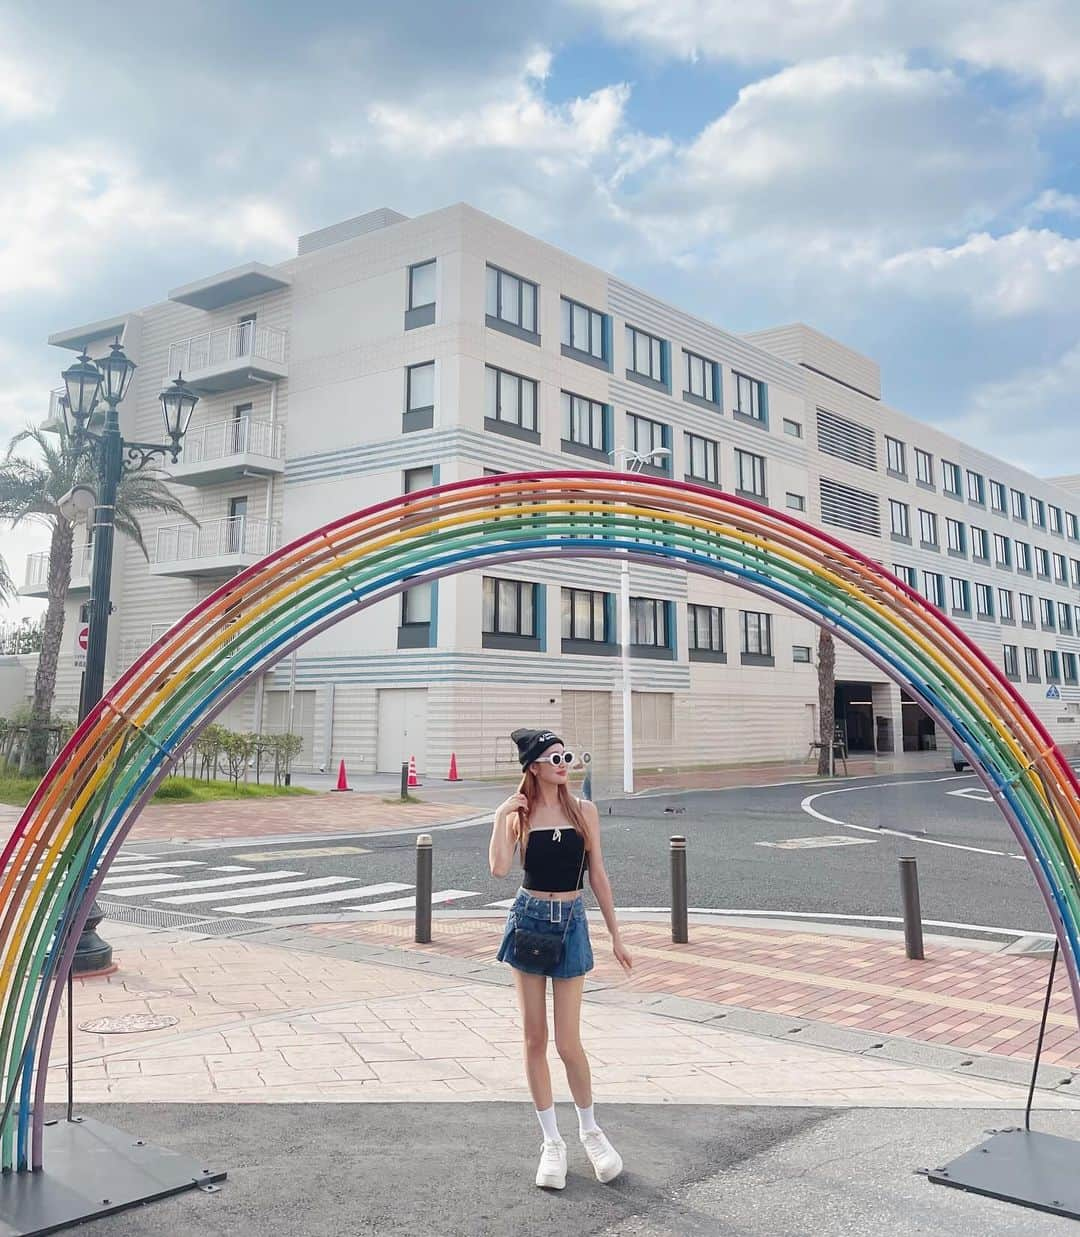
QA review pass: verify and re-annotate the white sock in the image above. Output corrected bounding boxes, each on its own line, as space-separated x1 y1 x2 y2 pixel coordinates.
576 1103 600 1135
536 1105 561 1142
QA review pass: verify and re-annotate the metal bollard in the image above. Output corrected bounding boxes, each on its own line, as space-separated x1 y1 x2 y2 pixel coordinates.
670 836 688 944
899 856 924 960
400 761 409 801
415 834 433 944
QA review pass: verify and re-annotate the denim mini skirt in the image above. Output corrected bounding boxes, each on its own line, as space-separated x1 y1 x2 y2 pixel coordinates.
496 888 594 979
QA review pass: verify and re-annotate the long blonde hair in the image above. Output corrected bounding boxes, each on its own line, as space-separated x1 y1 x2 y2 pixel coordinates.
511 766 590 863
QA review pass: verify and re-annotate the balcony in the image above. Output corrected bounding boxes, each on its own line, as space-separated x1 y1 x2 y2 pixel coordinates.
41 387 107 434
19 544 93 598
164 322 288 393
169 415 285 487
151 516 280 578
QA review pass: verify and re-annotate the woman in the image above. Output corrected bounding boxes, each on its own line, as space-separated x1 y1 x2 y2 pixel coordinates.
489 727 633 1190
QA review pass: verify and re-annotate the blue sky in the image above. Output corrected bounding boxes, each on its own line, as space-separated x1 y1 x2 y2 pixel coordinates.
3 0 1080 616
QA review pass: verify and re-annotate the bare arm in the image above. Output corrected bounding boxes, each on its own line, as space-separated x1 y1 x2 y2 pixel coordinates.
581 800 632 972
489 793 526 878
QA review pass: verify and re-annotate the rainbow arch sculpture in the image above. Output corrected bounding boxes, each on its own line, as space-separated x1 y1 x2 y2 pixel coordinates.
4 469 1080 1172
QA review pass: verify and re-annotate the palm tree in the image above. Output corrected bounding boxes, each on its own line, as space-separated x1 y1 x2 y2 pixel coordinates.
816 627 837 775
0 423 198 771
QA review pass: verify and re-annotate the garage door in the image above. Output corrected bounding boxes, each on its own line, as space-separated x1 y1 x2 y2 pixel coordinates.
377 688 428 774
262 689 317 769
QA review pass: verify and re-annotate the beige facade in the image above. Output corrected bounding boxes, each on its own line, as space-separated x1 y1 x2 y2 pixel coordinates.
19 204 1080 780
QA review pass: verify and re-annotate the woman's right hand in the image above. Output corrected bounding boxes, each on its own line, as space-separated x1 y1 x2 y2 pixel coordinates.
496 792 528 822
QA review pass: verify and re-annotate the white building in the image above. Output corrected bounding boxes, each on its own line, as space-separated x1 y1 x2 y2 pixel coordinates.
17 203 1080 780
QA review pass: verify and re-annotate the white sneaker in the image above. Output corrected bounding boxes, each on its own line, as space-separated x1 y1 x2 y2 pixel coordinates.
535 1138 567 1189
580 1128 623 1183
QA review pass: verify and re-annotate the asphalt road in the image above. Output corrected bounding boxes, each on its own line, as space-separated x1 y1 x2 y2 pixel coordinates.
39 1103 1078 1236
109 771 1057 941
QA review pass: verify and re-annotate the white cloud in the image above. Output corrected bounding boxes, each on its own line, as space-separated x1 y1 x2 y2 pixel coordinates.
1030 189 1080 217
0 53 52 120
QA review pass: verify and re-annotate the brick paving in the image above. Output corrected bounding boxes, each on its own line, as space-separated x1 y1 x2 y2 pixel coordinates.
305 917 1080 1069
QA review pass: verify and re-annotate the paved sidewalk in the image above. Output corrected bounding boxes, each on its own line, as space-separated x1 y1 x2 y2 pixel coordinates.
308 917 1080 1071
47 919 1080 1110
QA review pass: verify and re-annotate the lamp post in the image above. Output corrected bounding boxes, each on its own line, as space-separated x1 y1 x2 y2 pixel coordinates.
59 342 198 975
609 445 672 795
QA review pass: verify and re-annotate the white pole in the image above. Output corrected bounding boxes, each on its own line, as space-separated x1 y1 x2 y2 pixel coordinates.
621 554 634 794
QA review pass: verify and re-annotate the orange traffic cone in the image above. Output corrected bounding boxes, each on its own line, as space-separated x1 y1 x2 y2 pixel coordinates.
446 752 461 782
332 759 351 792
407 754 421 788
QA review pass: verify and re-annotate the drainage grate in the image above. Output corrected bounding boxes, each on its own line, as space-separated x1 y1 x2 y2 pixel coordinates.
184 918 270 938
99 901 266 939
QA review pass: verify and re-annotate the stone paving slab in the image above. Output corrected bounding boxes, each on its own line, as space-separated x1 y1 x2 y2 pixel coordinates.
41 920 1073 1110
303 916 1080 1071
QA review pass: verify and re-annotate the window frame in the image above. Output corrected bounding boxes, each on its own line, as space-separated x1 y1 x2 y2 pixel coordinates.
733 372 767 424
626 412 672 475
739 610 774 664
561 390 609 461
625 323 668 389
885 436 906 476
403 360 435 431
684 431 721 487
915 448 934 488
484 364 540 442
889 499 911 541
485 263 539 342
561 586 613 651
688 603 726 661
683 349 721 408
560 296 609 368
734 447 767 500
482 575 540 649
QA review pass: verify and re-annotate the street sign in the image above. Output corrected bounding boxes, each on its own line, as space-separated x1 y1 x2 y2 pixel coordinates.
74 622 89 669
1047 684 1062 701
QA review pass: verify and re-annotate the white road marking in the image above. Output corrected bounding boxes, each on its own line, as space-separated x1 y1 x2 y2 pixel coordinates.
488 899 516 908
100 870 304 897
156 876 357 906
346 889 479 912
216 881 413 913
756 835 876 850
99 860 206 874
800 777 1022 858
103 871 205 886
947 787 994 802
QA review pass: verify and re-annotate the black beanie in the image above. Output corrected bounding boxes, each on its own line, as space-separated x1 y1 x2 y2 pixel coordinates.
511 728 563 769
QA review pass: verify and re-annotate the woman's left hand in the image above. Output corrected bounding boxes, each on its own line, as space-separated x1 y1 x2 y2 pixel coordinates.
612 937 633 974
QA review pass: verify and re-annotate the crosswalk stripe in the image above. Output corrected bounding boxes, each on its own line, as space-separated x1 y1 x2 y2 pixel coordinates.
100 870 304 897
487 899 516 908
103 871 205 886
101 860 195 873
111 854 163 863
347 889 479 913
156 876 357 906
216 882 413 914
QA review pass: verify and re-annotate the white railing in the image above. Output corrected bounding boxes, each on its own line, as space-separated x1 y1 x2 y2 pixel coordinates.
165 322 288 379
46 387 66 425
23 544 93 590
155 516 279 564
180 415 285 464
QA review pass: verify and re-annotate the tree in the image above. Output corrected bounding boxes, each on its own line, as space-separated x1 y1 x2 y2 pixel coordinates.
816 627 837 775
0 423 198 771
0 614 45 655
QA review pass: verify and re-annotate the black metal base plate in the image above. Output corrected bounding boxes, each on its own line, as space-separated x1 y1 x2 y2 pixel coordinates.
928 1128 1080 1220
0 1116 225 1236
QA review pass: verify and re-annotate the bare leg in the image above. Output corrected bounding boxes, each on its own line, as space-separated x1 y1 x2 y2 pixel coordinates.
513 969 552 1109
552 975 592 1108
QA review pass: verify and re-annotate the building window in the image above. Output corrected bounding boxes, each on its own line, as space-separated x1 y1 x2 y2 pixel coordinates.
1065 652 1078 685
915 448 934 486
1072 558 1080 587
946 517 966 554
994 533 1012 568
630 596 669 648
684 350 720 406
1011 488 1027 521
1019 593 1035 625
688 604 724 655
966 470 985 505
1053 552 1068 583
1003 644 1020 679
561 391 608 457
685 432 720 485
625 324 667 386
627 413 671 472
740 610 773 660
1050 505 1064 535
1015 541 1032 572
562 587 611 645
561 296 608 364
919 509 938 547
734 372 767 422
1045 649 1061 682
404 361 435 430
484 365 538 437
1058 601 1073 633
404 466 434 494
886 436 906 475
970 526 989 559
998 588 1014 621
950 576 970 613
735 448 766 499
406 260 436 329
401 584 431 625
483 576 537 643
786 492 806 512
942 460 962 496
1069 512 1079 540
975 583 994 619
889 500 910 539
895 564 917 589
1040 597 1055 628
486 264 538 338
783 418 803 438
792 645 812 663
400 464 436 643
922 570 944 606
1025 647 1040 680
1031 497 1046 528
1035 546 1050 578
989 480 1008 513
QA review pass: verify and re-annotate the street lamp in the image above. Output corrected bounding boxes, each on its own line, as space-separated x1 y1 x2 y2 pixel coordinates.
609 446 672 794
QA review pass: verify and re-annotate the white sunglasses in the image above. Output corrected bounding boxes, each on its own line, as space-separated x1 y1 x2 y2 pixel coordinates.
533 751 575 767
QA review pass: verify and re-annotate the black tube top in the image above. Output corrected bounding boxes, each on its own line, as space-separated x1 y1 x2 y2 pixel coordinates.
523 826 587 892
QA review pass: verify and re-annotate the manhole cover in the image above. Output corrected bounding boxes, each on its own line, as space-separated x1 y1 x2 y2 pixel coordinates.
78 1014 179 1034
